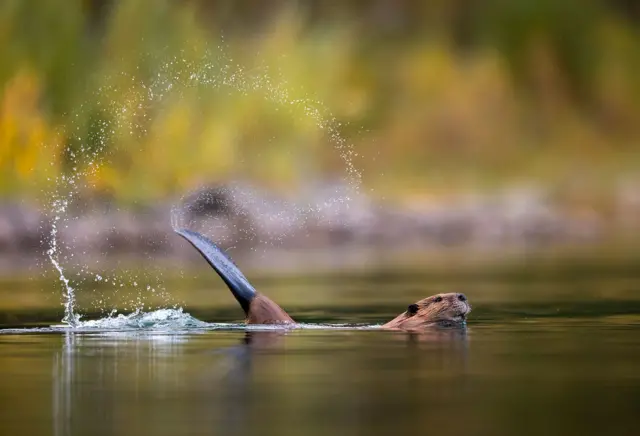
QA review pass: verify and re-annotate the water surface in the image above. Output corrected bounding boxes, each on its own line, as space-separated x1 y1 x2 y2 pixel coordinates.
1 275 639 436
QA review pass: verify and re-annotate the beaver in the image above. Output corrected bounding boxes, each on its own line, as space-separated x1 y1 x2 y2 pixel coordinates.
175 229 471 329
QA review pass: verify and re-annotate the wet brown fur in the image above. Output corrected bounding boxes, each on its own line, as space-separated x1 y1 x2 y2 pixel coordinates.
382 292 471 330
245 291 470 329
246 293 295 324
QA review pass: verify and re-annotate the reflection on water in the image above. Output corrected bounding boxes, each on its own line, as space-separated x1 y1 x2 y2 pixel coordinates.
53 332 196 436
1 291 639 436
45 327 470 436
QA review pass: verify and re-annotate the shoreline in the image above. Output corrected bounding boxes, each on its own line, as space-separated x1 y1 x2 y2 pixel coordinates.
1 183 638 275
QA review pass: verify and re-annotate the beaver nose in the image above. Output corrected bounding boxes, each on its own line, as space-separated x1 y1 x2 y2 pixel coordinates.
457 293 467 302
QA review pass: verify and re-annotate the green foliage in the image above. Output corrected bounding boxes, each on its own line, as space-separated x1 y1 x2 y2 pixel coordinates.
0 0 639 205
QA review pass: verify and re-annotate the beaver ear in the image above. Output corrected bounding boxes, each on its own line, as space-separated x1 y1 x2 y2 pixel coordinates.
407 304 419 316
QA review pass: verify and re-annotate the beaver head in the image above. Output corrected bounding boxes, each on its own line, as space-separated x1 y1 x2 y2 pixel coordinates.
382 293 471 330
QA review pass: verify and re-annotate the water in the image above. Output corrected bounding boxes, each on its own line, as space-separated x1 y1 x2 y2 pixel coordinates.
1 275 639 436
21 43 639 436
44 50 362 327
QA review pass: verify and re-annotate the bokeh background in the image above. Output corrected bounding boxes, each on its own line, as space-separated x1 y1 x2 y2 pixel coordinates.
2 4 639 435
0 0 639 318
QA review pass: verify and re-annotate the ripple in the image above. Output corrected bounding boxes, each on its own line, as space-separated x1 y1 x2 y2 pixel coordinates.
0 308 381 335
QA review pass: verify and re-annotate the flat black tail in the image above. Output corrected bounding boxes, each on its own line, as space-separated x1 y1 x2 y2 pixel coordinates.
175 228 256 314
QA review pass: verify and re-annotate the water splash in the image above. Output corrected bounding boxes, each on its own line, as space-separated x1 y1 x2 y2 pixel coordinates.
45 136 113 326
46 47 362 327
47 197 79 327
76 308 208 330
0 307 379 335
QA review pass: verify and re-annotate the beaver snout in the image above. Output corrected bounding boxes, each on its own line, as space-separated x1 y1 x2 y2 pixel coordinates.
457 293 467 302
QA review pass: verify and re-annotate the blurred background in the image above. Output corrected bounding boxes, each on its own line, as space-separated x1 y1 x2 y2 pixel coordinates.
2 4 640 434
0 0 639 318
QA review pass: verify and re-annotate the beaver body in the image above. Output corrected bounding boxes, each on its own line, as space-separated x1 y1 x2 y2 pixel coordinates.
175 229 471 329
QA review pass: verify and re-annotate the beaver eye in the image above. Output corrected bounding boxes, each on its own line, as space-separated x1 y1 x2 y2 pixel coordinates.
407 304 419 315
433 296 443 303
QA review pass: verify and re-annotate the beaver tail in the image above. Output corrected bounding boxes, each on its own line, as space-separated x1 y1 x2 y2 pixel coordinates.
174 228 256 315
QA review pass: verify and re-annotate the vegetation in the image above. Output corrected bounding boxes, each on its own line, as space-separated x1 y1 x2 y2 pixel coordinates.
0 0 639 208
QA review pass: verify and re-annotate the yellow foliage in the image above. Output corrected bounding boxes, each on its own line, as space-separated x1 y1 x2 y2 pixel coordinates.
0 0 638 206
0 70 63 195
